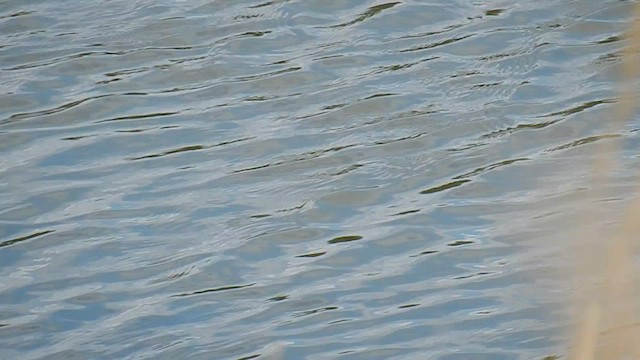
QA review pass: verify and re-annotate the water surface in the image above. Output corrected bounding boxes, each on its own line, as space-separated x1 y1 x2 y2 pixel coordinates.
1 1 639 359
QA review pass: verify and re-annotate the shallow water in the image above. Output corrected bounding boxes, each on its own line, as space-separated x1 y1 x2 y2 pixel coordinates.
1 1 639 359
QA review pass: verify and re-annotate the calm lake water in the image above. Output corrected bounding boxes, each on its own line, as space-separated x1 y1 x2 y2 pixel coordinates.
2 0 639 359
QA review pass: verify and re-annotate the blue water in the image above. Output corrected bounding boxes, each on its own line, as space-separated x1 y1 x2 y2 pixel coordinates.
1 1 639 359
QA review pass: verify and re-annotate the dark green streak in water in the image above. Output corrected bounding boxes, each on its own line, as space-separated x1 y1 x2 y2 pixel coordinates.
420 179 470 194
172 283 256 298
328 235 363 244
0 230 54 248
326 2 401 28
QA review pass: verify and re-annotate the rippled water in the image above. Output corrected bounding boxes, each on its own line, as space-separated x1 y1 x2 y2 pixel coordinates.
2 0 640 359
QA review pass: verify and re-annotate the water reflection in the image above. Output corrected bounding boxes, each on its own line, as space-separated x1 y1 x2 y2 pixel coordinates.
1 0 638 359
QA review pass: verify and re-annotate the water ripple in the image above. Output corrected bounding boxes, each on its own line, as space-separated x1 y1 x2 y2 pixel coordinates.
1 0 637 359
